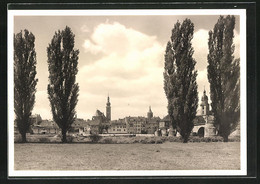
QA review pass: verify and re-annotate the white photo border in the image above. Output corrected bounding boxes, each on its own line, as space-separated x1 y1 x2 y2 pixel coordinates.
8 9 247 177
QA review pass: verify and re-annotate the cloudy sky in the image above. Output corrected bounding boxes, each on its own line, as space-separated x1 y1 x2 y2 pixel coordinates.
13 14 240 120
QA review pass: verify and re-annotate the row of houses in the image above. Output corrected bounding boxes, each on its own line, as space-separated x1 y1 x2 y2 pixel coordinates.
75 107 171 135
107 115 170 135
14 107 171 136
14 92 219 137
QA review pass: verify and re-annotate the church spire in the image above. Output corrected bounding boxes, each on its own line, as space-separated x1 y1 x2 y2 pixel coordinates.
106 94 111 121
200 88 209 116
147 106 153 120
107 93 110 105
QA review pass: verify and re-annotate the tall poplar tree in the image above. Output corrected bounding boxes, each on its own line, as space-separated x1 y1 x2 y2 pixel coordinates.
163 19 198 143
47 26 79 143
207 15 240 142
14 30 38 142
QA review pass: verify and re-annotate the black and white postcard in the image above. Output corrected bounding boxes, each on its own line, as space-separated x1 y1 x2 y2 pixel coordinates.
8 9 247 177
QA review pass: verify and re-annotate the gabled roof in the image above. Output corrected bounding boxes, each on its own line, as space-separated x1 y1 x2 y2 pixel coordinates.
162 115 170 121
72 118 89 127
32 120 59 128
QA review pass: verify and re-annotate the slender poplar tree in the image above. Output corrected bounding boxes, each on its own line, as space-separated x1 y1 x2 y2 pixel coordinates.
47 26 79 143
163 19 198 143
207 15 240 142
14 30 38 142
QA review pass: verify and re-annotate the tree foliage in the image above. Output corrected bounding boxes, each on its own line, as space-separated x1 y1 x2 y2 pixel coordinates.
14 29 38 142
47 26 79 143
163 19 198 143
207 15 240 142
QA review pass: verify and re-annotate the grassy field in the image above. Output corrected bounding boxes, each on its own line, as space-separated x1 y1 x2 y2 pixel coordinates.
14 142 240 170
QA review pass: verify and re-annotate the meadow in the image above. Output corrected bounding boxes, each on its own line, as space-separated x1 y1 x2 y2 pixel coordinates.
14 142 240 170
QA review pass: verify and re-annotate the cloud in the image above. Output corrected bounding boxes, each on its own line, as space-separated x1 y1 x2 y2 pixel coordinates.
32 90 52 120
78 21 166 119
192 29 240 70
192 29 209 71
80 25 90 33
82 22 159 55
197 69 207 83
82 40 102 54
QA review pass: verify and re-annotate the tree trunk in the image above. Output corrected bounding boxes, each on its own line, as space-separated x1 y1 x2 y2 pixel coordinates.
62 129 67 143
183 135 188 143
21 133 27 143
223 135 229 142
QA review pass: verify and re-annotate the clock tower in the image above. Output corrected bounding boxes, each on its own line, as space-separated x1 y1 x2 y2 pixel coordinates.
106 95 111 121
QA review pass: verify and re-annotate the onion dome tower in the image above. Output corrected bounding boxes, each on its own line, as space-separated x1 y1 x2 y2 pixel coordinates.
200 89 209 116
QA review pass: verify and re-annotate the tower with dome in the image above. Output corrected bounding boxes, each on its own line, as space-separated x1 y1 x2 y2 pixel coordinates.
200 89 210 116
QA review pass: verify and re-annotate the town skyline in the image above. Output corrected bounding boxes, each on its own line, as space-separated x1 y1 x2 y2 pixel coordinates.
13 14 240 120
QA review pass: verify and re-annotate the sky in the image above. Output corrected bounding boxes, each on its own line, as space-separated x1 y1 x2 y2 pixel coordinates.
13 14 240 120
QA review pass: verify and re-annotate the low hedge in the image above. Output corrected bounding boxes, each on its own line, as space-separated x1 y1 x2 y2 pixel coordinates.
14 134 240 143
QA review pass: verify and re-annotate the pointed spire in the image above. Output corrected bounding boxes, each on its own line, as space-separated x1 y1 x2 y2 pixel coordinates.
106 93 111 121
149 106 152 112
147 105 153 119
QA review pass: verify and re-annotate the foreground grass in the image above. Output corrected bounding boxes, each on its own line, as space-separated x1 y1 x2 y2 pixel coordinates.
14 142 240 170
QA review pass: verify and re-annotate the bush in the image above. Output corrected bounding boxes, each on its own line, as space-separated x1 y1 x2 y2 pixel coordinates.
14 134 240 144
100 138 113 144
89 134 101 143
38 137 50 143
228 136 240 142
209 136 224 142
14 135 22 143
97 135 239 143
66 135 74 143
188 136 224 142
155 139 163 144
166 136 182 142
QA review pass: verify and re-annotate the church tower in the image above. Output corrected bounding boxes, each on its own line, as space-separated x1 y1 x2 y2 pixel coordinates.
147 106 153 120
106 95 111 121
200 89 209 116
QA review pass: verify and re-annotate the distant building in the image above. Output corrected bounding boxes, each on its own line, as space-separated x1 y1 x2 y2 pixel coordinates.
31 119 59 134
200 89 210 116
79 96 111 134
87 109 109 134
71 118 90 134
145 107 161 134
192 89 216 137
147 106 153 120
108 119 127 134
145 118 159 134
125 116 146 134
30 114 42 126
